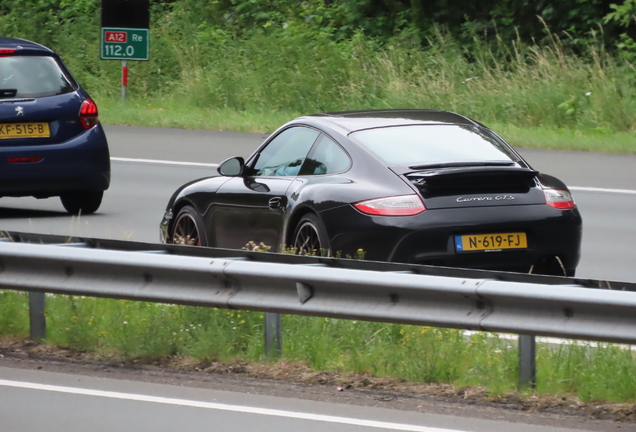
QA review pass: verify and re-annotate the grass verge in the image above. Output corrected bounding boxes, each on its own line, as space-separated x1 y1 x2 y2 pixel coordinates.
98 97 299 134
99 97 636 154
2 290 636 404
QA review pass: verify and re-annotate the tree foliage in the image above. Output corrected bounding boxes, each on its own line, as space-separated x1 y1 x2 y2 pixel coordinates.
604 0 636 61
160 0 623 48
0 0 631 49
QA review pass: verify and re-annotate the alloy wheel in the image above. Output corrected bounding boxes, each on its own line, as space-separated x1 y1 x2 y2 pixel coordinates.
172 212 201 246
294 221 321 255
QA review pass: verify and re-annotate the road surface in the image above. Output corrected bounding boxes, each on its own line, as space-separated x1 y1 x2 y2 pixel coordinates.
0 360 628 432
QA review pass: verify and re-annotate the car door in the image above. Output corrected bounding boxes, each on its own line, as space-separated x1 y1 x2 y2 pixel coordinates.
213 126 321 250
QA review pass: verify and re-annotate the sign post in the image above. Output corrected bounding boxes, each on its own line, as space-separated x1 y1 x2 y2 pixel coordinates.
122 59 128 104
101 0 150 104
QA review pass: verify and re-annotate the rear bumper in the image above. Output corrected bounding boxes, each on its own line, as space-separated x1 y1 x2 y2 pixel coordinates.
0 124 110 197
321 204 582 274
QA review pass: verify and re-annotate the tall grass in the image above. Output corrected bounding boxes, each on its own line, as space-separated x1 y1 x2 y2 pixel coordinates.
2 290 636 403
92 27 636 152
128 27 636 135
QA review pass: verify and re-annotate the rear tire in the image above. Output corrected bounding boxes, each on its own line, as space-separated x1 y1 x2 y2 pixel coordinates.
171 205 207 247
293 213 330 256
60 191 103 215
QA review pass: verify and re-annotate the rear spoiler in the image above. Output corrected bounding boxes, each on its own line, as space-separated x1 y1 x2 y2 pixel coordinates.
402 166 538 190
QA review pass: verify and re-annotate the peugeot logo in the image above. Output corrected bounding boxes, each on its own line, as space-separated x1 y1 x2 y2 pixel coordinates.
15 106 24 116
456 195 515 203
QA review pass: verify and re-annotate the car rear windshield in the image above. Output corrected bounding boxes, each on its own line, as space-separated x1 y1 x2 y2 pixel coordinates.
350 125 520 166
0 55 76 98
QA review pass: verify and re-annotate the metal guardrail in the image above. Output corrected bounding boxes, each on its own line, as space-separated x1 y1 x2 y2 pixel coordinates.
1 230 636 388
2 230 635 292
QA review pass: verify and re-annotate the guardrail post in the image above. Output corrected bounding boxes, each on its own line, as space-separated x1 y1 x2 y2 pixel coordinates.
28 292 46 342
518 334 536 388
264 312 281 359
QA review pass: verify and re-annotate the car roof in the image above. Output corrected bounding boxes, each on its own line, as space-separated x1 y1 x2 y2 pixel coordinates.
0 37 55 56
301 109 482 133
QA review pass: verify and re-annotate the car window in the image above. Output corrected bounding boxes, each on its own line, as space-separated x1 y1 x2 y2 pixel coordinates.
349 125 519 166
252 127 320 176
0 56 75 98
300 134 351 175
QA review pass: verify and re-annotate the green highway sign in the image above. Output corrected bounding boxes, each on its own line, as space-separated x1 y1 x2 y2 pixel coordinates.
101 27 149 60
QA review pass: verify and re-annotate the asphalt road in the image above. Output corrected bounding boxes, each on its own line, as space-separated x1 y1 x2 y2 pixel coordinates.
0 365 626 432
0 125 634 282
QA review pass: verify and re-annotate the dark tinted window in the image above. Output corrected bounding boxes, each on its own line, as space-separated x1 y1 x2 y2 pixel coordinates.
350 125 518 166
0 56 75 98
300 134 351 175
252 126 320 176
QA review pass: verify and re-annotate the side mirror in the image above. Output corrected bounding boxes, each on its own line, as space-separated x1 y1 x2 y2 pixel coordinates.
217 156 245 176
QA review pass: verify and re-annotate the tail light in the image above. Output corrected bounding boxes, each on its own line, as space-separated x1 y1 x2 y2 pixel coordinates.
544 188 576 209
0 49 16 57
79 98 99 129
353 194 426 216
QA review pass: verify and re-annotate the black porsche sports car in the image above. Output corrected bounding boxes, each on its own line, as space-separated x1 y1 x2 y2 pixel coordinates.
160 110 582 276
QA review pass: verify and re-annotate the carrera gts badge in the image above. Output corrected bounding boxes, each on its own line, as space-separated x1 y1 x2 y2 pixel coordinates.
15 106 24 116
457 195 515 203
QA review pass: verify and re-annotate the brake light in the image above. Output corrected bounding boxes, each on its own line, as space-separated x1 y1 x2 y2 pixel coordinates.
353 194 426 216
79 98 99 129
544 188 576 209
0 49 15 57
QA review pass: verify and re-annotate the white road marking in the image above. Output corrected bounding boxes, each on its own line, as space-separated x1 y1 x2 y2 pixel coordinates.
110 157 636 195
111 157 218 168
0 379 465 432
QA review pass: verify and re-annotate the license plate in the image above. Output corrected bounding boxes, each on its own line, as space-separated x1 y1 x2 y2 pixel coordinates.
0 123 50 139
455 232 527 252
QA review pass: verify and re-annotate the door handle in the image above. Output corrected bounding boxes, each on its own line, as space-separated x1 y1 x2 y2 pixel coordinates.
268 197 282 210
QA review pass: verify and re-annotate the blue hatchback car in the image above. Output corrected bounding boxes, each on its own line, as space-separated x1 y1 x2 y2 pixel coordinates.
0 37 110 214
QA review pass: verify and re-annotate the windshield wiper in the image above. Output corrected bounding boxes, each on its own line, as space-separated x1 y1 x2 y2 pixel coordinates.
409 161 517 170
0 89 18 98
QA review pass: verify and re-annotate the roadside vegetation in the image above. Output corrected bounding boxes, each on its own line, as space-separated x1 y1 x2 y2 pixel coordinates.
2 290 636 404
2 1 636 152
